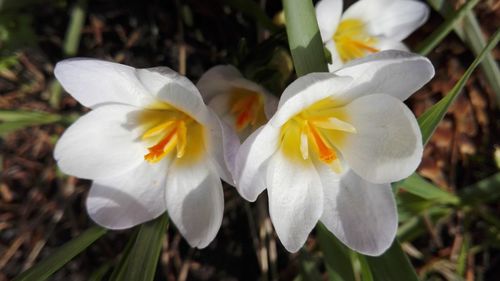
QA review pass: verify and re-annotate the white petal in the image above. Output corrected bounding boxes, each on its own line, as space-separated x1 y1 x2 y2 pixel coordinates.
319 168 397 256
342 0 429 40
234 125 280 202
334 50 435 102
315 0 343 42
339 94 422 183
371 1 429 41
205 109 239 185
267 151 323 253
54 104 145 180
271 74 353 127
166 157 224 248
86 159 170 230
196 65 243 102
138 67 213 126
55 58 154 108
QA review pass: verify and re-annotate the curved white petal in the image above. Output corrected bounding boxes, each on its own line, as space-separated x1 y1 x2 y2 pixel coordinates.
342 0 429 40
334 50 434 102
54 58 154 108
315 0 343 42
86 159 170 230
371 1 429 41
205 109 239 185
319 168 397 256
234 125 280 202
196 65 243 102
54 104 145 180
267 151 323 253
140 67 213 127
339 94 422 183
165 157 224 249
271 74 353 127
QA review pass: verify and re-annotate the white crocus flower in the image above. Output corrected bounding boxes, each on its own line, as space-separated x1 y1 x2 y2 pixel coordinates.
235 51 434 255
54 58 237 248
316 0 429 70
197 65 278 140
196 65 278 175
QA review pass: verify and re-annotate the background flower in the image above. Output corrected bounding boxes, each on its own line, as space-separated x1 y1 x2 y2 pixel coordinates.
316 0 429 70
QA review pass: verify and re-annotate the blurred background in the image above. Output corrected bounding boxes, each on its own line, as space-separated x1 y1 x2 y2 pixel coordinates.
0 0 499 280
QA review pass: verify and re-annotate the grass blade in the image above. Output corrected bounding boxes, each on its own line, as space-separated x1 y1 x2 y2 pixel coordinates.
119 213 169 281
317 224 356 281
398 173 459 204
418 29 500 144
14 226 107 281
0 110 62 135
416 0 479 56
427 0 500 104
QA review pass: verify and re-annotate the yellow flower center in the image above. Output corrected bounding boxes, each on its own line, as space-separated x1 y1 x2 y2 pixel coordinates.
229 87 266 131
333 19 379 63
280 98 357 173
139 102 205 164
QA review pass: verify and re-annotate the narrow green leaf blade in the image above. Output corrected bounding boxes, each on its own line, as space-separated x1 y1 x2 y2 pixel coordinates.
418 29 500 144
398 173 459 204
120 213 168 281
458 172 500 205
416 0 479 56
0 110 62 135
14 226 107 281
427 0 500 104
282 0 328 75
365 240 419 281
317 224 356 281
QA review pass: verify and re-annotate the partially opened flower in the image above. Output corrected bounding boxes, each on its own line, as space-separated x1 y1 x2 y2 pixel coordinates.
196 65 278 175
235 51 434 255
197 65 278 140
54 58 234 248
316 0 429 70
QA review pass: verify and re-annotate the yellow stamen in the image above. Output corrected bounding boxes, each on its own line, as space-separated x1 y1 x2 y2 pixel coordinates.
333 19 379 63
229 87 266 131
280 98 356 173
140 102 204 164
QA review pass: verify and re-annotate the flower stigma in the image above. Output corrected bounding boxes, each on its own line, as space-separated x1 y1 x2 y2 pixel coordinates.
140 102 205 164
280 98 357 173
333 19 379 63
229 87 266 131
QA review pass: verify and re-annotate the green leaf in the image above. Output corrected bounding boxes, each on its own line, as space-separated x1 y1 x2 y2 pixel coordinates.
416 0 479 56
282 0 328 76
458 172 500 205
356 254 374 281
294 250 323 281
398 174 459 204
117 213 168 281
317 224 356 281
427 0 500 105
0 110 62 136
14 226 107 281
418 29 500 144
365 240 419 281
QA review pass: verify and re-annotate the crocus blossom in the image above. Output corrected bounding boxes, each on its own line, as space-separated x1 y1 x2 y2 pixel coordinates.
316 0 429 70
54 58 235 248
197 65 278 176
234 51 434 255
197 65 278 140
